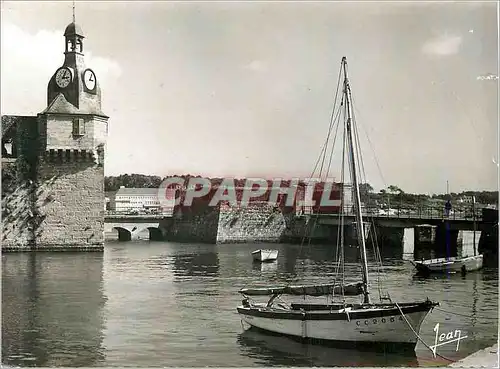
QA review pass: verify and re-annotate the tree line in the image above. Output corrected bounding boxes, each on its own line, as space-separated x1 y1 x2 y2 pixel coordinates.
104 174 498 206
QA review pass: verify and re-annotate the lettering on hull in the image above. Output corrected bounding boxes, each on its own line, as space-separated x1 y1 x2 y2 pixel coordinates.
355 316 403 326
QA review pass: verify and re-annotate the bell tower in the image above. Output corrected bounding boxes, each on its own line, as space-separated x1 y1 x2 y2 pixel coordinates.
32 10 110 250
40 16 108 158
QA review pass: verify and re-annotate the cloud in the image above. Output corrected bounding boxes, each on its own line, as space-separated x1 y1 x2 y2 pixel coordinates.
242 60 268 72
421 34 463 56
1 22 122 115
477 73 499 81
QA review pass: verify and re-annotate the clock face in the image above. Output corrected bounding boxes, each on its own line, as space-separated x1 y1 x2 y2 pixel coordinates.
83 69 97 91
55 67 72 88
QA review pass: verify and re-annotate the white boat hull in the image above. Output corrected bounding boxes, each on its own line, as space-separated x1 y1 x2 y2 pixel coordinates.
252 249 278 262
237 302 435 345
413 254 483 274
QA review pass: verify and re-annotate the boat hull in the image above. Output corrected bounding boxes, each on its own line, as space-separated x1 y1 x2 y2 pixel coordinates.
237 302 435 345
252 249 278 263
413 254 483 274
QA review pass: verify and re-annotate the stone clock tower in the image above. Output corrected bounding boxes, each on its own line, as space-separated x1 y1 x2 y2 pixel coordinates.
41 21 108 154
2 19 110 251
33 21 109 250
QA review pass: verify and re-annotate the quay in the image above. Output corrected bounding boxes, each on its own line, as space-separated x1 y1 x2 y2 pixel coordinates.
449 343 498 368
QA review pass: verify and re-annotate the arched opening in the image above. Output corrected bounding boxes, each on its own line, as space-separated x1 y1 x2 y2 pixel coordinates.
113 227 132 242
147 227 163 241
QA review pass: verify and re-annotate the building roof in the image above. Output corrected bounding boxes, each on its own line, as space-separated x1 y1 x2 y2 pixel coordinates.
116 187 159 196
42 93 108 118
64 22 84 37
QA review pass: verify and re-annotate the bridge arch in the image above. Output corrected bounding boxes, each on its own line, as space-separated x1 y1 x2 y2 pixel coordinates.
113 227 132 242
143 227 163 241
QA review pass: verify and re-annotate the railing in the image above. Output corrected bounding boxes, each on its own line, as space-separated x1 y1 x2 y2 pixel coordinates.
105 205 483 221
105 210 166 219
297 206 482 221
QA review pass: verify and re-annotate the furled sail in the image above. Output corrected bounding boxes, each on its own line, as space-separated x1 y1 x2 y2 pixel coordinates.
239 282 363 297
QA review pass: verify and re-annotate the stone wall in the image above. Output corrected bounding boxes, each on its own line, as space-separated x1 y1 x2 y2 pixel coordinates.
216 203 286 243
160 206 220 244
2 116 40 251
2 115 105 252
32 156 104 250
2 177 36 248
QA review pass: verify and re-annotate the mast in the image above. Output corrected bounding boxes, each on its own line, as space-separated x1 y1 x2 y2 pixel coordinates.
342 57 370 304
472 195 477 256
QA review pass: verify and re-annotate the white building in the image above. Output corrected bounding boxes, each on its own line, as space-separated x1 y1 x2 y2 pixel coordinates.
115 187 161 213
114 186 177 215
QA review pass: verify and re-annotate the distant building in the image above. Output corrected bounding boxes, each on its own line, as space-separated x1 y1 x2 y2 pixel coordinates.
114 186 176 214
115 187 161 213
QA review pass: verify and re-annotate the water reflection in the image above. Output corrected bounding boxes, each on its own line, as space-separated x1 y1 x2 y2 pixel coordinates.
237 328 419 367
2 253 106 367
252 261 278 273
2 242 497 367
172 250 219 279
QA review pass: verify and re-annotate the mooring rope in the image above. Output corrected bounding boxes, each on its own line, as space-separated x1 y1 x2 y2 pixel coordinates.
394 302 455 363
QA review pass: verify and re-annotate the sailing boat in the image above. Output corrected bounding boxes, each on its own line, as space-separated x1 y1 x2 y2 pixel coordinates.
411 195 483 274
236 57 438 349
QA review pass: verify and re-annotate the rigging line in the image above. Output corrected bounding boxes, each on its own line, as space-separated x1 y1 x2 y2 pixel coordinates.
325 101 345 266
316 100 341 182
320 60 344 177
332 118 347 291
306 71 345 256
306 61 344 182
324 103 346 278
300 108 343 257
351 96 389 189
324 99 344 181
293 61 344 281
352 107 371 205
348 87 368 187
369 220 384 301
353 118 367 187
395 302 455 363
340 119 348 301
345 112 364 282
333 101 348 301
345 82 367 186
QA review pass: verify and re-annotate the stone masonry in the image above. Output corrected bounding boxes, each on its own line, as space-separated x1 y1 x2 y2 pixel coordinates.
1 21 108 252
216 202 286 243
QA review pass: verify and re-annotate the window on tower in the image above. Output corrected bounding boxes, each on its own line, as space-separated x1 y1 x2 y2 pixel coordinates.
76 39 83 53
72 118 85 137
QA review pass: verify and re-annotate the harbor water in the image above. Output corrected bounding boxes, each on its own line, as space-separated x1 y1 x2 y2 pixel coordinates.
2 241 498 367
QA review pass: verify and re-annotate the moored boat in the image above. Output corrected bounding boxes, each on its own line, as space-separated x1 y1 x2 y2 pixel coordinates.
236 56 439 350
411 254 483 275
252 249 278 263
412 196 483 275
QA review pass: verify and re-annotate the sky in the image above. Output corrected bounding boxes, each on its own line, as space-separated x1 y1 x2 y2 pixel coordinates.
1 1 498 194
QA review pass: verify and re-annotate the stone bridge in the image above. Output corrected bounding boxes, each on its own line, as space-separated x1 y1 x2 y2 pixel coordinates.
104 214 164 241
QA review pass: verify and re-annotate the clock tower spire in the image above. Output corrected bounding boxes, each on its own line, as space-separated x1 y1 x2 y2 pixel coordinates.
40 16 108 155
44 13 106 117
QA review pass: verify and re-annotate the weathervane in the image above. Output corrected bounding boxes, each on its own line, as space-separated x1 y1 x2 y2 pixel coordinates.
72 0 75 23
